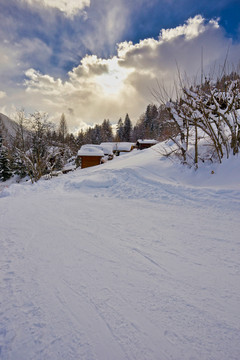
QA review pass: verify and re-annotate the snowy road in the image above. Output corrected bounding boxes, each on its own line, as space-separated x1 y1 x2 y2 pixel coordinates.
0 149 240 359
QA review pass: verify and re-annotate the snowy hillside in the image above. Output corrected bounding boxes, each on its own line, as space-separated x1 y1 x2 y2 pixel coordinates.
0 146 240 360
0 113 18 140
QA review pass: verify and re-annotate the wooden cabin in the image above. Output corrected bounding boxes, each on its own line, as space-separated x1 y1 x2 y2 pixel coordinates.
136 139 158 150
101 142 135 156
77 145 104 169
91 144 114 160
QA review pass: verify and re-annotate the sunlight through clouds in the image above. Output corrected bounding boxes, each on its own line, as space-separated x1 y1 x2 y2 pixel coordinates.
21 15 238 132
70 56 134 96
1 5 240 132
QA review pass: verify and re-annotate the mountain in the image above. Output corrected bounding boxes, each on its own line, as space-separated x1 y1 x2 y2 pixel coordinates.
0 146 239 359
0 113 19 142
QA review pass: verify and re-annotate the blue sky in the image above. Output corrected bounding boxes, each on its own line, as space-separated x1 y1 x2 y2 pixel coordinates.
128 0 240 42
0 0 240 131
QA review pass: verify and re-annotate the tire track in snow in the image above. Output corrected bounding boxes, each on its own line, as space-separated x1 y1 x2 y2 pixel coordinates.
131 247 171 275
53 279 129 360
59 278 176 360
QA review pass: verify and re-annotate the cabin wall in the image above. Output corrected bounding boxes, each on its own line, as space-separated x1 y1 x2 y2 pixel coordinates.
80 156 102 169
138 143 154 150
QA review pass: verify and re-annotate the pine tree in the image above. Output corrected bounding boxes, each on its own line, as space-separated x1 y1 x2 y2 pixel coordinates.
0 132 12 181
131 115 145 141
92 124 102 144
76 129 85 148
101 119 113 142
58 113 68 146
11 151 27 179
123 114 132 142
66 133 77 152
144 104 158 138
116 118 124 141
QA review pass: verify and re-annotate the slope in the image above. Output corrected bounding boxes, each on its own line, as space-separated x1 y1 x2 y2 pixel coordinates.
0 146 240 360
0 113 18 140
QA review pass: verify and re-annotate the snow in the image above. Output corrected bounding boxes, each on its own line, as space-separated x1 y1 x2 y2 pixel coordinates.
0 145 240 360
90 144 114 156
100 142 135 152
0 113 18 139
81 143 113 155
137 139 158 144
62 162 76 173
78 145 104 157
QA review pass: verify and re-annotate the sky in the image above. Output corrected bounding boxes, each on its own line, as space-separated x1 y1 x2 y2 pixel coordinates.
0 0 240 132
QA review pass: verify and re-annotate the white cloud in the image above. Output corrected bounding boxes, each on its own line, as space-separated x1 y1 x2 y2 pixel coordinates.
0 37 53 78
21 0 90 17
23 55 136 130
2 15 240 132
0 91 6 99
79 0 130 56
160 15 219 41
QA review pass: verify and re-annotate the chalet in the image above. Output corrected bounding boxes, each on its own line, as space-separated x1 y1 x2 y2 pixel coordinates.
136 139 158 150
90 144 114 160
100 142 135 156
77 145 104 169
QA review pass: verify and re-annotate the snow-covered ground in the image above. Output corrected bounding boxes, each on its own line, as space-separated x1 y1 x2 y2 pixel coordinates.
0 146 240 360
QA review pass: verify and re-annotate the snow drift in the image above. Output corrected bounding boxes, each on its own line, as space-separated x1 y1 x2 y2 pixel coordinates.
0 146 240 360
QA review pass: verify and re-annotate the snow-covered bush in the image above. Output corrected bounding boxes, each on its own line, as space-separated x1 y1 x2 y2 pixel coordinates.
165 74 240 168
10 111 75 182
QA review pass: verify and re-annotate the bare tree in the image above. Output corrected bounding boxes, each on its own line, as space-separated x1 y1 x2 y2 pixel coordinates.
164 73 240 167
13 111 58 182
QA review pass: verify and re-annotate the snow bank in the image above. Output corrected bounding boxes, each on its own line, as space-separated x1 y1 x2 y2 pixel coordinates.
0 143 240 360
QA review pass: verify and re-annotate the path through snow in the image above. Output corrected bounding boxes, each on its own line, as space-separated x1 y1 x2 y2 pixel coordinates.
0 148 240 359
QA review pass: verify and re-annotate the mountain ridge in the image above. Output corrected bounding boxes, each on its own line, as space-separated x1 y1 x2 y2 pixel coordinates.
0 113 19 142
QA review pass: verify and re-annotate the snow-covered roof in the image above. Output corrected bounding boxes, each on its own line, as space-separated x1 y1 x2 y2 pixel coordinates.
78 145 104 157
90 144 114 155
101 142 135 152
100 144 114 155
100 142 115 150
78 144 113 156
137 139 158 144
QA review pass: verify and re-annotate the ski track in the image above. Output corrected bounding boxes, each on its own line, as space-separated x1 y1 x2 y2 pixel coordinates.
0 153 240 360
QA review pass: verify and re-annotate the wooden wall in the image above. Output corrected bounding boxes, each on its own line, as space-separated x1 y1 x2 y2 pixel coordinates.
80 156 102 169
